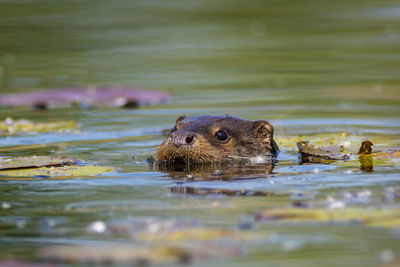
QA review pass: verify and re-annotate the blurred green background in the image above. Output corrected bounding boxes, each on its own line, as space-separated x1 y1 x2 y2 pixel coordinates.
1 0 399 92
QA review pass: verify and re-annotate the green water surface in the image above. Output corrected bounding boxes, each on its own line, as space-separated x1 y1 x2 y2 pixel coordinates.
0 0 400 266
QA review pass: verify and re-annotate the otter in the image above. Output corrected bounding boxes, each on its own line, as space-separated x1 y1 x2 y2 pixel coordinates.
156 115 279 165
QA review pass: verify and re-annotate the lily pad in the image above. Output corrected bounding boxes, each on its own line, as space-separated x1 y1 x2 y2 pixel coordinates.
0 156 114 178
137 228 253 243
275 133 357 150
38 225 253 264
39 241 244 265
297 140 350 160
39 245 192 265
255 207 400 228
0 259 54 267
373 149 400 159
297 139 400 166
0 87 171 109
0 156 78 170
0 117 77 135
0 165 114 178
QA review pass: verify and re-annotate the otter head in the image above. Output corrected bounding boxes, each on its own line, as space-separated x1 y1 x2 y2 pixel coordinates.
156 115 279 165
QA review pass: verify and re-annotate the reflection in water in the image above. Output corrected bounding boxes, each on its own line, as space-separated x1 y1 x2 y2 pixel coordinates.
155 160 275 181
160 160 276 195
298 155 335 165
358 141 374 173
359 155 374 173
170 186 274 196
300 153 375 173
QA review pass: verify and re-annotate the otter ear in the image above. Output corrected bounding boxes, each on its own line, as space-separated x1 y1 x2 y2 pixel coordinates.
252 120 279 154
175 115 186 125
252 120 274 140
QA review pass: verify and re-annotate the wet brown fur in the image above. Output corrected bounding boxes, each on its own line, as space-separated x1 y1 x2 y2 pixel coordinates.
156 115 279 164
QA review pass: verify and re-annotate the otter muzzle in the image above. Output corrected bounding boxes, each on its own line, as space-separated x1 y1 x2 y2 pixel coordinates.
169 131 196 147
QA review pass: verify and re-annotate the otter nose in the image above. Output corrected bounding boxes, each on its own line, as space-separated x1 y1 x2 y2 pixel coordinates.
170 131 196 147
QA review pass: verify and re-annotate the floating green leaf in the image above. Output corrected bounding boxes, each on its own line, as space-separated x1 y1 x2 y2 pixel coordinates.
39 245 191 265
275 133 396 152
0 156 113 178
39 226 253 264
0 165 114 179
275 133 356 150
0 156 78 170
0 117 77 135
255 207 400 228
137 228 253 243
297 140 350 160
296 138 400 169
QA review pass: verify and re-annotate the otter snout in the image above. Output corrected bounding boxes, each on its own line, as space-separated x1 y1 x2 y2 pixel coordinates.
169 131 197 147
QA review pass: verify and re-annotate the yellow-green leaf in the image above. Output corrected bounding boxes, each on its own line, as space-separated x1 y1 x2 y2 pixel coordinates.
0 165 115 179
137 228 253 243
0 117 77 135
256 207 400 228
39 245 190 265
0 156 78 170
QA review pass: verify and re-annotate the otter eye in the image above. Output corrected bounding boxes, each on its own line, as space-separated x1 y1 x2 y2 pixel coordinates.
215 129 229 142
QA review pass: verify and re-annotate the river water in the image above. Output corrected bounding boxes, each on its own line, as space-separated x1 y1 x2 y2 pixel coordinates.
0 0 399 266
